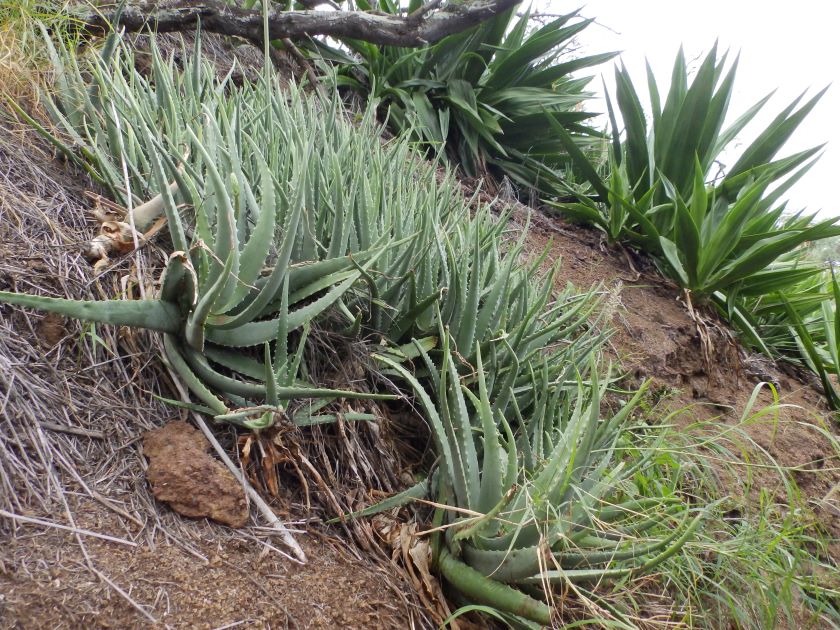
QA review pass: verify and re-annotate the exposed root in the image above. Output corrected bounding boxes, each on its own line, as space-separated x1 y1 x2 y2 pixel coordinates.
682 288 740 386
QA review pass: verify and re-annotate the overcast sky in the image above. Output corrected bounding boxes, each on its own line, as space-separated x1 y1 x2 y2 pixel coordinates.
565 1 839 217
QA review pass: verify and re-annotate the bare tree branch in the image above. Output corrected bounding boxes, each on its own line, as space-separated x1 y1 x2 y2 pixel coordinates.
78 0 523 48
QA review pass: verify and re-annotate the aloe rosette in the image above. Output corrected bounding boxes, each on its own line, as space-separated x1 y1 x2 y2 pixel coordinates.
370 326 705 626
0 114 393 427
0 36 440 426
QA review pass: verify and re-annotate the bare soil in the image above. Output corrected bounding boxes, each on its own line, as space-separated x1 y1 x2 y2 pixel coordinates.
1 495 415 629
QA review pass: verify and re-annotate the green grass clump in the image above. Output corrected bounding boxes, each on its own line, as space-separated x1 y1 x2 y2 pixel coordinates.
0 0 82 102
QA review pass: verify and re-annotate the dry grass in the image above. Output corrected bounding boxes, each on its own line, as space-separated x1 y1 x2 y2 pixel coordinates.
0 1 78 107
0 122 171 510
0 114 202 621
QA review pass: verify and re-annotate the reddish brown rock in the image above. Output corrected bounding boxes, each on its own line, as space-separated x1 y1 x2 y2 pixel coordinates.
143 421 249 527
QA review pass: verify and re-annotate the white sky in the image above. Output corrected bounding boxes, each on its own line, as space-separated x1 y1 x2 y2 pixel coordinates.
555 0 839 217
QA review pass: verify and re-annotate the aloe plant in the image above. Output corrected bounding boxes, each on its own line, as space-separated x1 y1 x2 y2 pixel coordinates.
1 91 394 426
4 31 612 429
370 328 706 625
5 23 830 629
1 34 473 426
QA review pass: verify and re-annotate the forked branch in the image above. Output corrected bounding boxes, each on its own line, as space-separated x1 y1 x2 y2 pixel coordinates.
78 0 522 47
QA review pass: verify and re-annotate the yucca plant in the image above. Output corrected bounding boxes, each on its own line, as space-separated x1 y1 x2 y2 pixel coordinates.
716 257 830 358
330 1 614 194
550 44 840 300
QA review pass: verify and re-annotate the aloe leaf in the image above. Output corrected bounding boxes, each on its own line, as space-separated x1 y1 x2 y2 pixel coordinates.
183 345 394 402
437 548 551 625
264 342 279 407
213 175 303 330
0 292 181 333
203 345 265 380
185 251 235 351
286 322 310 388
390 288 443 340
438 332 475 509
205 256 372 347
473 346 502 512
474 255 514 344
159 252 196 309
293 411 377 427
223 154 277 311
162 335 229 415
373 351 458 496
153 395 217 416
186 122 240 304
327 477 430 524
455 230 482 353
272 273 291 381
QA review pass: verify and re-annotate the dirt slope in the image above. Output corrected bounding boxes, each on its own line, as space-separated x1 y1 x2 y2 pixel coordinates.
1 115 839 629
523 208 840 551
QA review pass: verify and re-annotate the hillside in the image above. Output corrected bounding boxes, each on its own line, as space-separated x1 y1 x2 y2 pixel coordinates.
1 17 840 630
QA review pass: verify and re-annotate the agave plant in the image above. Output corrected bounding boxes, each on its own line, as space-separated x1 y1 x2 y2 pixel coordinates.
329 1 614 194
714 256 830 358
550 44 840 301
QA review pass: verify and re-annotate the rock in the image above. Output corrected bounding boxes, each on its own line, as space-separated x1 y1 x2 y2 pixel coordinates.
143 421 248 528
